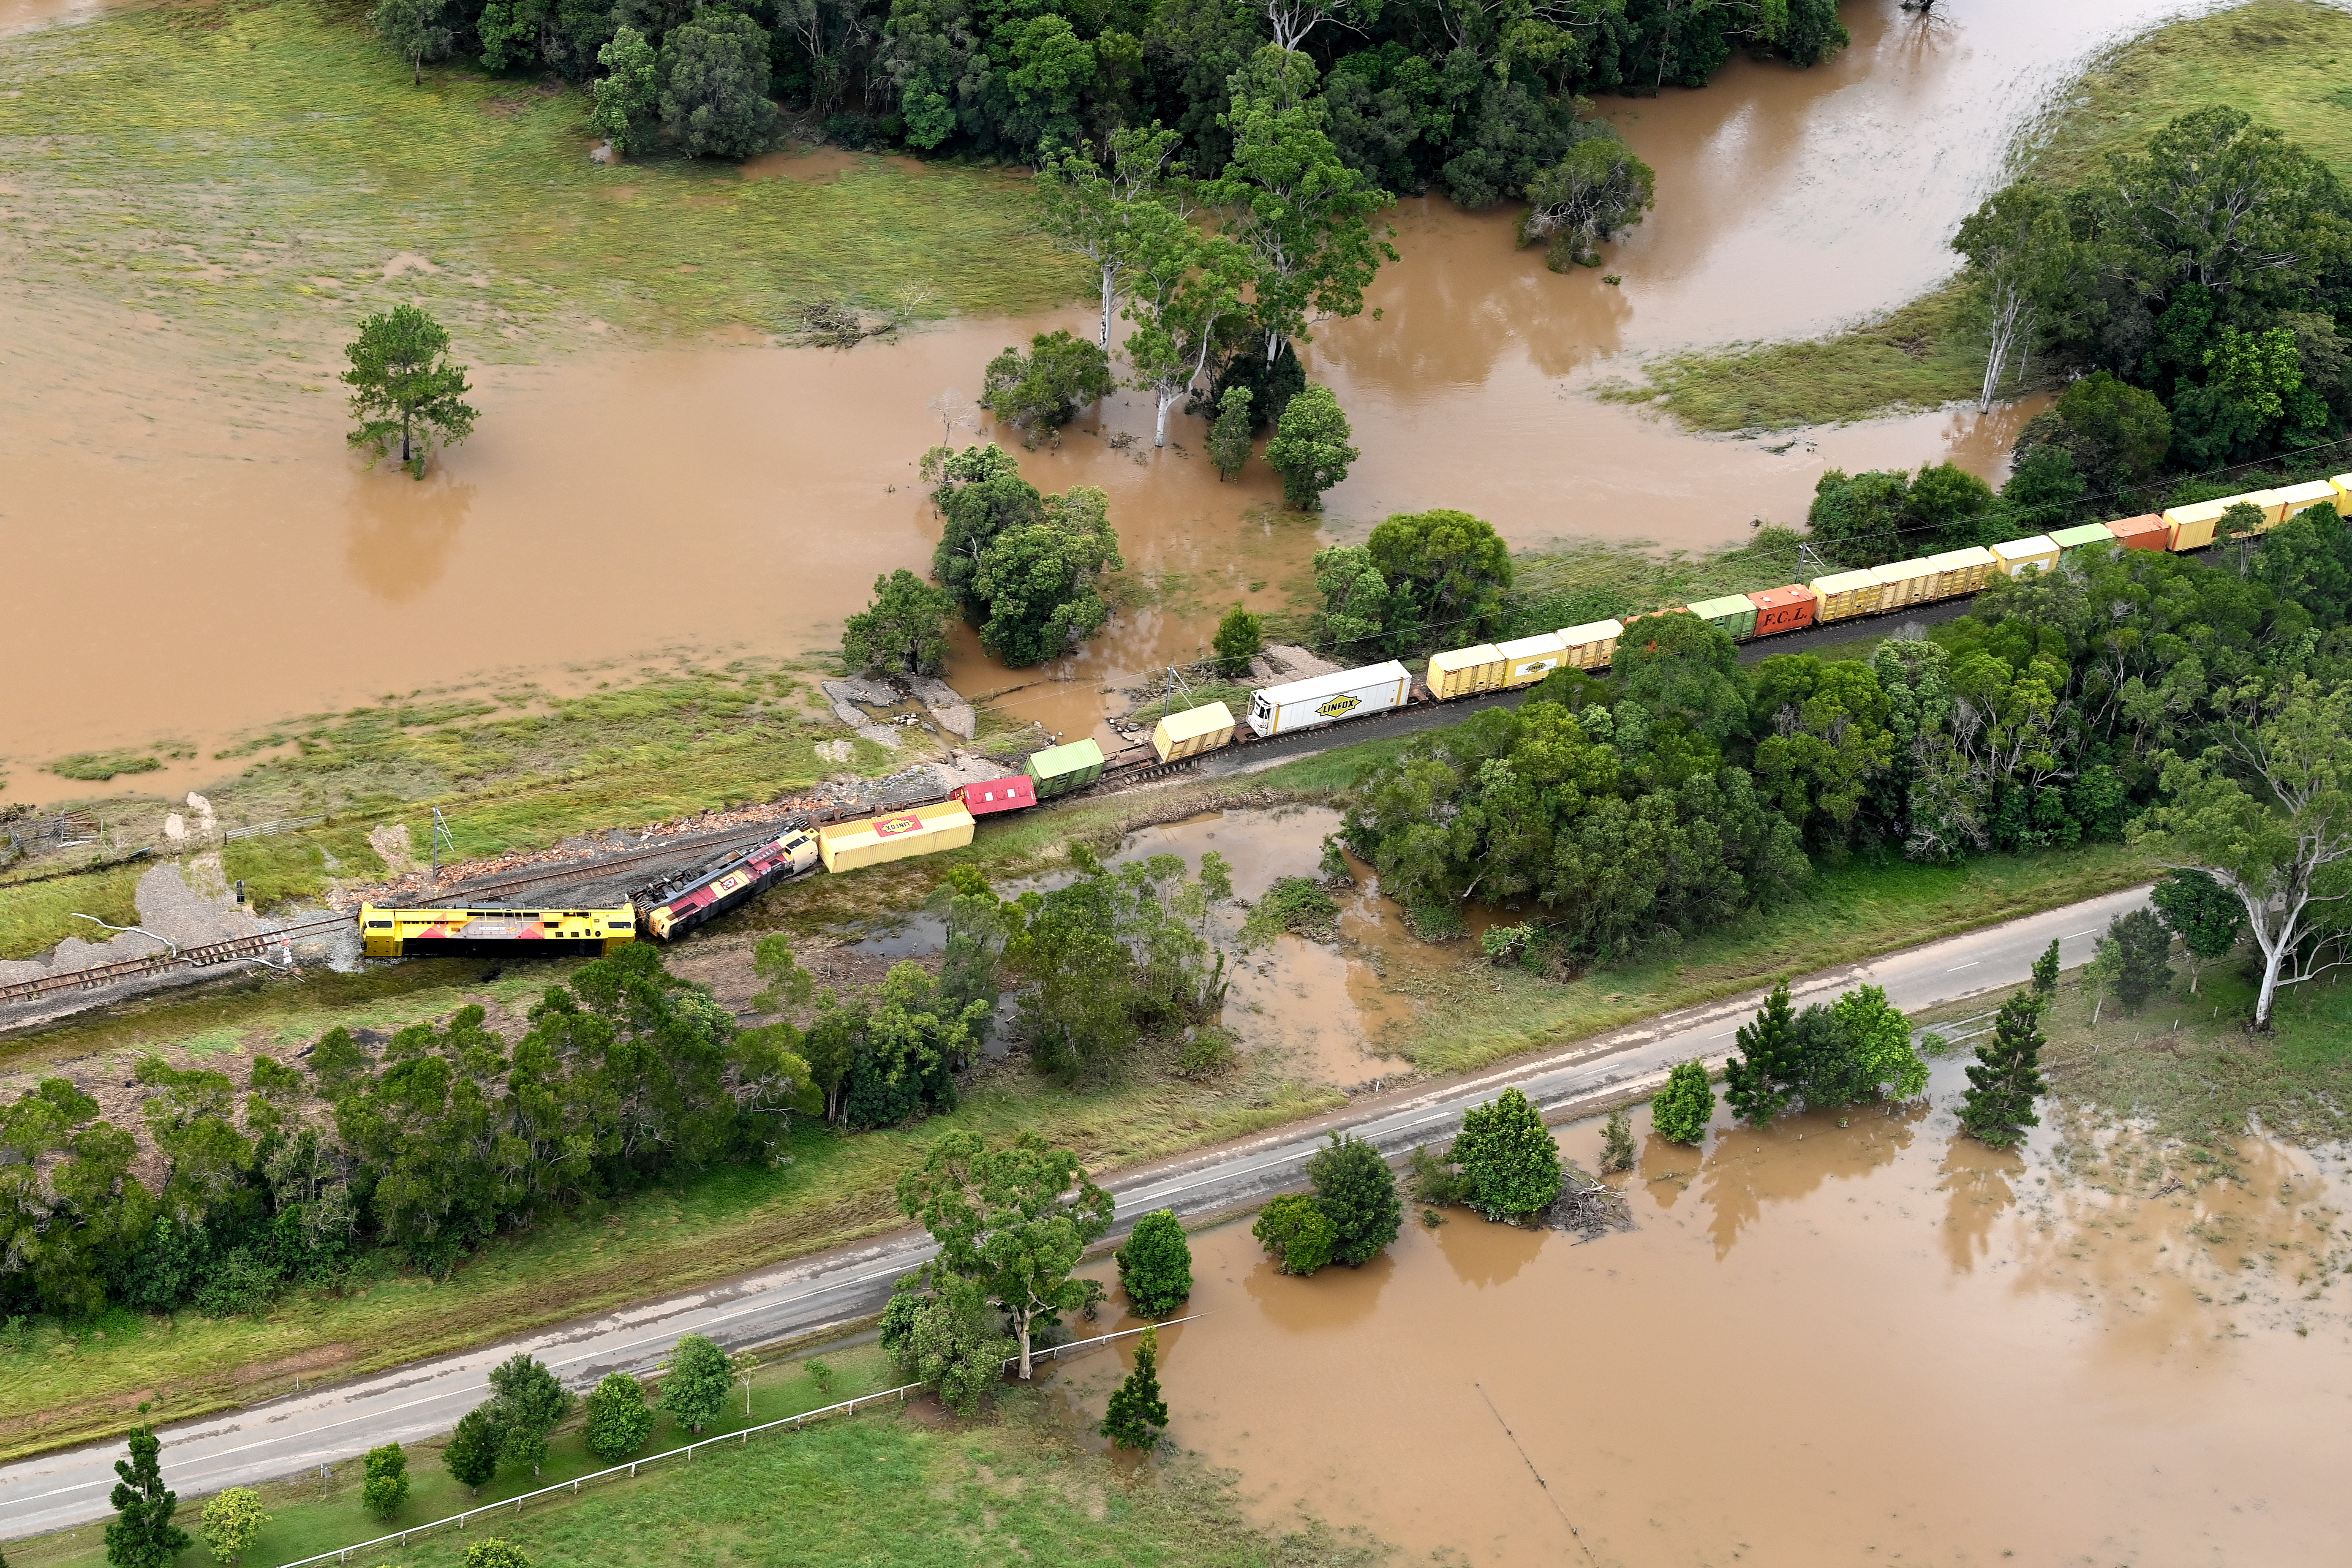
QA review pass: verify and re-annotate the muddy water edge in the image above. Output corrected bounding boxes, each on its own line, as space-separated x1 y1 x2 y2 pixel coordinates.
1059 1079 2352 1566
3 0 2217 798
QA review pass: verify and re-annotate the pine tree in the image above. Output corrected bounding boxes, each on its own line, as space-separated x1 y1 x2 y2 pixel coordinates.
2030 938 2061 1000
443 1405 502 1494
1099 1326 1170 1451
1724 981 1801 1126
1960 992 2048 1150
1650 1061 1715 1145
1116 1210 1194 1317
1305 1132 1402 1266
105 1425 190 1568
1451 1087 1563 1222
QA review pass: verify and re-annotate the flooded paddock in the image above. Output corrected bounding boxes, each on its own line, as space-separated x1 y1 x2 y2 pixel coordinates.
1 0 2223 795
1065 1075 2352 1565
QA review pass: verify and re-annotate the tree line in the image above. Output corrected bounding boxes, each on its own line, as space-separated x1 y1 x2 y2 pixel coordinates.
366 0 1845 193
1 853 1240 1323
1333 506 2352 1029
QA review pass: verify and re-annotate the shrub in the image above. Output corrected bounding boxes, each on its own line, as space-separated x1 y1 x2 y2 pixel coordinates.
1116 1210 1194 1317
199 1487 270 1567
581 1372 655 1462
1252 1194 1337 1276
1406 1143 1473 1206
1451 1088 1563 1222
1239 878 1341 946
1598 1107 1636 1173
1174 1027 1239 1079
463 1540 534 1568
1305 1133 1402 1267
1650 1061 1714 1146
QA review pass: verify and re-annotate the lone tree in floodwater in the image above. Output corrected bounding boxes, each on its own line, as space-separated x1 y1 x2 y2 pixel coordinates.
343 305 476 479
1959 990 2048 1150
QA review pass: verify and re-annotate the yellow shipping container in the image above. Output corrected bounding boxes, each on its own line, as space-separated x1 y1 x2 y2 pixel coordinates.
2162 499 2229 551
1927 546 1997 596
1559 618 1622 670
818 800 975 873
2271 479 2338 523
1810 569 1885 621
1872 558 1937 608
1495 632 1568 687
1152 700 1236 762
2330 473 2352 514
1427 644 1506 700
1989 535 2060 577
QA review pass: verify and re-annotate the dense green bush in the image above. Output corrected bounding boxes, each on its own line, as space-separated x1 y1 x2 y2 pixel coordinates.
1116 1210 1194 1317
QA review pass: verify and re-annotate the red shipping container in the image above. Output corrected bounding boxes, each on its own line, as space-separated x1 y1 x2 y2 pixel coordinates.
953 775 1037 815
2106 514 2170 552
1746 585 1818 636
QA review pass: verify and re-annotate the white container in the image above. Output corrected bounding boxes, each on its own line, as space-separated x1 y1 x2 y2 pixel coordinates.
1494 632 1568 688
1990 535 2061 577
1246 661 1412 738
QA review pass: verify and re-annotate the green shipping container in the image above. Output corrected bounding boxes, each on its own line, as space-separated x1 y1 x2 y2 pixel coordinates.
1685 593 1759 640
1025 738 1106 798
2049 522 2117 563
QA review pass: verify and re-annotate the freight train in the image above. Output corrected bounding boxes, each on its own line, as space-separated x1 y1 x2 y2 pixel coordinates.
357 477 2347 956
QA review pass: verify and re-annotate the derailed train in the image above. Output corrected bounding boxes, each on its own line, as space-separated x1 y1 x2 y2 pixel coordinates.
359 477 2347 958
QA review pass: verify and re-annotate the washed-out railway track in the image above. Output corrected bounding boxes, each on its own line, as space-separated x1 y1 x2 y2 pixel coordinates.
0 914 352 1006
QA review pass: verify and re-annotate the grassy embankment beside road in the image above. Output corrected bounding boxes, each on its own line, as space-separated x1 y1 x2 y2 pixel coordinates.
0 0 1081 352
5 1343 1366 1568
1915 945 2352 1153
1612 0 2352 431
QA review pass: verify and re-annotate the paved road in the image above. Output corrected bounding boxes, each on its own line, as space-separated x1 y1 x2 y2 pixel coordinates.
0 881 2151 1541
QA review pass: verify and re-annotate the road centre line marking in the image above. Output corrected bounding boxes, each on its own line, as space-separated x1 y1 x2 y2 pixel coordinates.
1947 961 1978 970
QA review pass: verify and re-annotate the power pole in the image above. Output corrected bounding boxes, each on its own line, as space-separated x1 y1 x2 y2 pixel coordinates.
429 807 456 894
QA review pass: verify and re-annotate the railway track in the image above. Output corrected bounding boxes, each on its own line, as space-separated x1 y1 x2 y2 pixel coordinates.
0 913 350 1006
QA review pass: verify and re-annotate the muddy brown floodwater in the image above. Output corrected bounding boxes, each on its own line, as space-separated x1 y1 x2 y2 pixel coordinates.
1115 806 1513 1088
2 0 2216 798
1065 1075 2352 1566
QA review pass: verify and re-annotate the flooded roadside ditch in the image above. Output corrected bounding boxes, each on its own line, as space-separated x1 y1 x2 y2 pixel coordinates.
1051 1076 2352 1566
0 0 2229 799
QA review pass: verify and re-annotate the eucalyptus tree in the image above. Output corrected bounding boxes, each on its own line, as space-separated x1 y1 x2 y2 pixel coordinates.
1039 125 1190 353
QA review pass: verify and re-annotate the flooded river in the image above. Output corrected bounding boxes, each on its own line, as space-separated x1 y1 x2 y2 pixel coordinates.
1067 1081 2352 1565
1 0 2222 798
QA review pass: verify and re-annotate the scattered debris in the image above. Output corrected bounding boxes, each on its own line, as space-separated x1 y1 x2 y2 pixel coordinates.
1540 1162 1635 1241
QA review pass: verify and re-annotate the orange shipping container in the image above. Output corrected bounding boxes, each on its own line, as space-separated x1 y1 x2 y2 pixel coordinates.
1747 585 1817 635
2105 514 2170 551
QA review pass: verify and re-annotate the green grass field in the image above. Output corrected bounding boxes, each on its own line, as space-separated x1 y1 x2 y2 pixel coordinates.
1618 0 2352 432
0 0 1083 351
8 1341 1369 1568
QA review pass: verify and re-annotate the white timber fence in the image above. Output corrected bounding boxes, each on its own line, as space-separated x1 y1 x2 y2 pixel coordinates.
275 1317 1195 1568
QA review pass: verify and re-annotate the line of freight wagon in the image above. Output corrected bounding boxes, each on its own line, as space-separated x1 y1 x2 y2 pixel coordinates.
354 476 2351 959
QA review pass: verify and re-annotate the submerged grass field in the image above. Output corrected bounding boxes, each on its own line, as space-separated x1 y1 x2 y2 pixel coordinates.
0 0 1083 350
1621 0 2352 432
